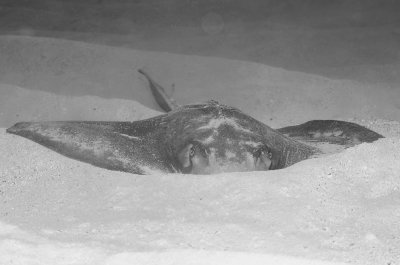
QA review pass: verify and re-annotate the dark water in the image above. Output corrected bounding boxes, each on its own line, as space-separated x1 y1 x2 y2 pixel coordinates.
1 0 400 83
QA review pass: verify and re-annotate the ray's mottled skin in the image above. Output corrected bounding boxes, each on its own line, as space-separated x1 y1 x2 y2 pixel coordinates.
277 120 383 146
7 101 318 174
7 119 170 174
6 69 384 175
162 101 318 173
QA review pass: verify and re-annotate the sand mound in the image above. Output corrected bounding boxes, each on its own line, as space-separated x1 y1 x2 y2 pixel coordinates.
1 128 400 264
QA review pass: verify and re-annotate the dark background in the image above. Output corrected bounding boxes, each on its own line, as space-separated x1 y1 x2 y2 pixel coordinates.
1 0 400 84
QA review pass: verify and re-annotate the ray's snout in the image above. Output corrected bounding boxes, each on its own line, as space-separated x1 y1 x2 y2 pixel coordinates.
6 122 32 135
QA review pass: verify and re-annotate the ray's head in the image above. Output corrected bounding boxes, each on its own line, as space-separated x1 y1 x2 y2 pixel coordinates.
163 101 278 174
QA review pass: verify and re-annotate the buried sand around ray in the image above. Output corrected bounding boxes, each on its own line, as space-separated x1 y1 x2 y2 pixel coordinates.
1 119 400 264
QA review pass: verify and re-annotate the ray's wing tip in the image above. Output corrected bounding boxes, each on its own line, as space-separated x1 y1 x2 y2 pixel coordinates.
6 122 31 134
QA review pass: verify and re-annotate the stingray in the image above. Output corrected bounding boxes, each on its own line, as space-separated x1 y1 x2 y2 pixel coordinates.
6 69 383 174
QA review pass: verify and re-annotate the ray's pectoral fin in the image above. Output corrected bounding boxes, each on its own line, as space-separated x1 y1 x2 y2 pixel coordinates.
6 121 168 174
138 69 179 112
277 120 384 149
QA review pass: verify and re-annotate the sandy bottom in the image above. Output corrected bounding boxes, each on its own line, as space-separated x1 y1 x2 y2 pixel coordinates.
0 33 400 264
1 124 400 265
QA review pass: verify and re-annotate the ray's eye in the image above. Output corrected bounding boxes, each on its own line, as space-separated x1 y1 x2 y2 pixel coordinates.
189 145 196 158
253 145 273 170
253 145 270 158
178 141 209 174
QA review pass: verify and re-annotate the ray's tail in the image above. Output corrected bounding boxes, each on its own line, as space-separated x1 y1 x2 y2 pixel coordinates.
138 69 179 112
